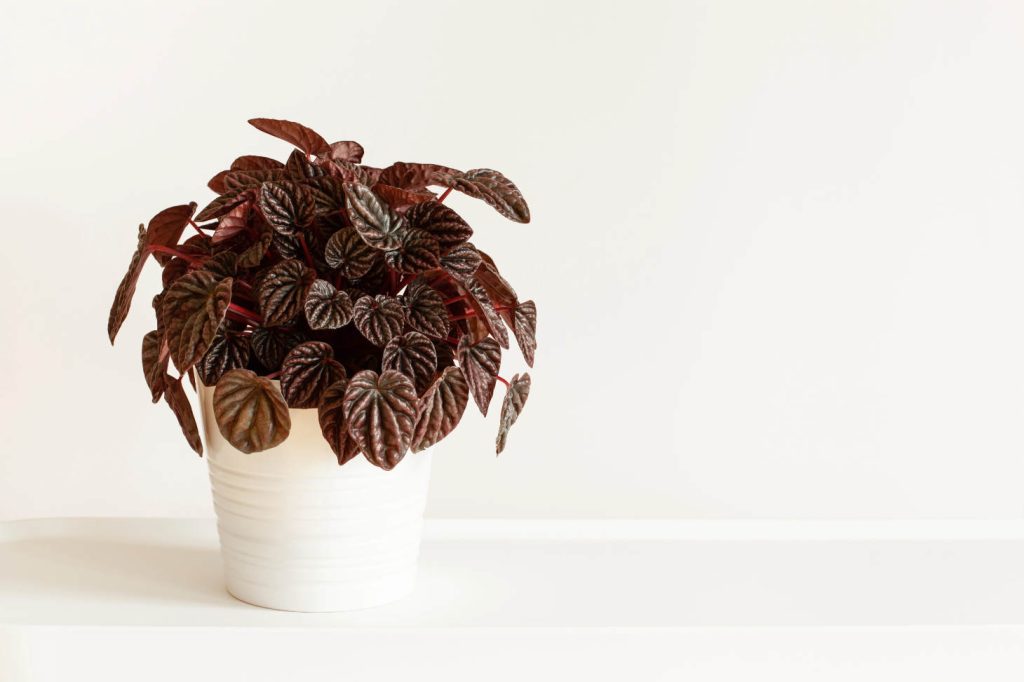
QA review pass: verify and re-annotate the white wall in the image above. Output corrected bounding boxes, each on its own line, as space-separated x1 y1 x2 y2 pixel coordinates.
1 0 1022 520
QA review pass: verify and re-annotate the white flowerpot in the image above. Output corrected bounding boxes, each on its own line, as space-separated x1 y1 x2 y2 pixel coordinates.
197 382 432 612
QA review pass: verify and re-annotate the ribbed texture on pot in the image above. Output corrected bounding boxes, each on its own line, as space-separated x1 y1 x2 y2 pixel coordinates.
198 382 432 612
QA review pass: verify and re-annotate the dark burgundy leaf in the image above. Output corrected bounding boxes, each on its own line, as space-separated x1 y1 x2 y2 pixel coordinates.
202 252 238 280
474 258 519 310
342 182 406 250
213 369 291 453
147 203 198 266
318 379 361 465
412 366 469 452
258 180 314 236
440 242 482 282
211 202 250 244
231 155 285 171
142 330 168 403
208 170 230 194
385 228 440 274
382 331 437 393
280 341 346 408
496 373 531 454
324 227 377 278
449 168 530 223
352 294 406 346
107 224 147 343
378 162 459 191
372 183 436 210
457 336 501 416
343 369 417 470
329 141 365 163
224 168 285 192
510 300 537 368
434 337 456 370
304 279 354 330
161 256 189 290
197 327 251 386
248 118 330 156
303 176 346 215
329 159 380 185
164 375 203 456
237 223 273 268
465 278 509 348
405 201 473 248
401 277 450 338
162 270 234 373
285 148 326 180
256 259 315 327
251 326 308 371
195 191 249 222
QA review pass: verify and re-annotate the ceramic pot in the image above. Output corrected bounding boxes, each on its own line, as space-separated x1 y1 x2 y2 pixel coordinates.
197 382 432 612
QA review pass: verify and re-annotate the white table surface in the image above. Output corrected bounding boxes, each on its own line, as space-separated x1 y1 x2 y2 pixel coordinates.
3 518 1024 680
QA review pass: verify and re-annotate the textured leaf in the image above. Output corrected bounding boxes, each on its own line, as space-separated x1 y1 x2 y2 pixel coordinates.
405 200 472 248
343 183 406 250
434 336 456 371
164 376 203 456
317 379 361 465
280 341 346 408
465 278 509 348
352 295 406 346
251 326 308 371
385 228 440 274
213 369 291 453
329 159 381 185
225 168 285 192
258 180 314 236
147 203 198 265
511 300 537 367
248 118 330 156
474 258 519 310
107 224 147 343
231 155 285 171
343 369 417 470
372 183 436 210
401 277 450 338
285 148 325 180
142 330 168 403
440 243 482 281
208 170 230 194
496 373 531 454
304 279 354 330
412 366 469 452
197 327 251 386
211 202 250 244
382 331 437 393
457 336 501 416
328 141 365 163
195 191 249 222
162 270 234 373
256 259 315 327
201 252 238 280
324 227 377 278
238 223 273 268
378 162 459 191
303 176 346 215
449 169 530 223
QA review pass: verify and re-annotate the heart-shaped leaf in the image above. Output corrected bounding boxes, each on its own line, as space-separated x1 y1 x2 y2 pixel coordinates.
147 203 198 265
372 183 436 210
457 336 501 416
465 278 509 348
213 369 291 453
317 379 361 465
303 176 346 216
324 227 377 279
285 148 325 180
225 169 286 192
142 330 168 403
511 300 537 367
258 180 314 236
405 201 473 248
248 118 330 156
440 242 482 282
343 369 417 470
162 270 234 373
208 170 230 194
343 183 406 250
197 327 251 386
496 373 531 454
108 224 148 343
280 341 346 408
352 294 406 346
201 252 238 280
449 168 530 223
195 190 249 222
329 141 365 163
382 331 437 393
304 279 354 330
412 366 469 452
401 277 450 338
256 259 315 327
231 155 285 171
251 326 308 371
211 202 250 244
385 228 441 274
378 162 459 191
164 375 203 456
237 223 273 268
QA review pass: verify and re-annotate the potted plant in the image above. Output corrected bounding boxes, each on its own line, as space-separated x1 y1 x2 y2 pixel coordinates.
107 118 536 612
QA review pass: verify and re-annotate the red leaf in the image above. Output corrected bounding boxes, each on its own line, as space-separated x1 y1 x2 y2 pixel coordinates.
213 369 291 453
280 341 346 408
148 203 198 265
164 376 203 456
343 369 417 470
496 373 531 454
457 336 501 416
248 117 330 156
382 331 437 393
412 366 469 451
318 379 361 465
329 141 365 163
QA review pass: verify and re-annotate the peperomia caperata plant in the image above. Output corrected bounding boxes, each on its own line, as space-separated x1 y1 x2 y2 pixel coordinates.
108 118 535 469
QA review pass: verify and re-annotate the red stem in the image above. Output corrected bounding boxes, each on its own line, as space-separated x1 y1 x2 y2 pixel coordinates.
265 370 283 380
296 233 315 269
147 245 200 265
444 295 467 305
448 311 477 322
188 219 205 236
228 302 262 324
437 187 453 203
496 375 510 389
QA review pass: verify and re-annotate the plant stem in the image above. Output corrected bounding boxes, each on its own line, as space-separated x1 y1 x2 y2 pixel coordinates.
444 295 467 305
495 375 510 389
265 370 283 380
437 187 453 203
189 219 205 236
297 233 315 269
147 245 201 265
228 302 262 324
448 311 477 322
